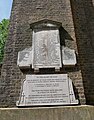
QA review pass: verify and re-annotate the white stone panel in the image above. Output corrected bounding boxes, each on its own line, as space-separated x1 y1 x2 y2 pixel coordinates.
16 74 78 106
17 47 32 68
62 47 77 66
32 29 62 69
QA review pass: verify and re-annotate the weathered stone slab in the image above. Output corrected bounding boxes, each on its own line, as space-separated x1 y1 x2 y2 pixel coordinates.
62 47 77 66
0 106 94 120
31 21 62 70
16 74 78 106
17 47 32 68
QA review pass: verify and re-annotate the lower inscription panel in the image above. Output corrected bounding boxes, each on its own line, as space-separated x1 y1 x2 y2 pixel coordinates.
16 74 78 106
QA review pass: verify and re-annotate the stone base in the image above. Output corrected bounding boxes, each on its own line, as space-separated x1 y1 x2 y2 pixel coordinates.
0 106 94 120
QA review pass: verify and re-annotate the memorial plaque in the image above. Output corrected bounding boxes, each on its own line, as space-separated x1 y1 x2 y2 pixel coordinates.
17 47 32 68
16 74 78 106
62 47 77 66
32 29 62 69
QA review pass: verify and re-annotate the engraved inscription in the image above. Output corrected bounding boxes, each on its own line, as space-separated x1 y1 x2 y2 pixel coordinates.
16 74 78 106
25 74 70 105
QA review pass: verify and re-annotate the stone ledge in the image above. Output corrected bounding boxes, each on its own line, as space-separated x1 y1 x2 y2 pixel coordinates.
0 105 94 120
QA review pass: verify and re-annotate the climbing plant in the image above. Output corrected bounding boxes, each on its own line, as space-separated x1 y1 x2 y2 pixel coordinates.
0 19 9 63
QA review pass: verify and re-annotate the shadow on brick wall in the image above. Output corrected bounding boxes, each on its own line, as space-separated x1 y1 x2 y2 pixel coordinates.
0 64 2 76
70 0 94 104
59 26 74 46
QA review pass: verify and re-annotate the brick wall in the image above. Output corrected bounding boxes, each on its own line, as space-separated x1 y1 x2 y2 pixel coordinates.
70 0 94 104
0 64 2 77
0 0 86 107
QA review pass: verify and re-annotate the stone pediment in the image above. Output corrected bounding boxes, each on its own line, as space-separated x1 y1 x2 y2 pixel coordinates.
30 19 62 29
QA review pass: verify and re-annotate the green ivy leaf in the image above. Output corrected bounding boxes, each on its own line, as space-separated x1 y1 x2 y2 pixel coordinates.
0 19 9 63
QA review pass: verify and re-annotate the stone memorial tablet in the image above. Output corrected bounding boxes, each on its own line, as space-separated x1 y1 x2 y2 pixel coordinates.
62 47 77 66
16 74 78 106
17 47 32 68
32 28 62 70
